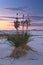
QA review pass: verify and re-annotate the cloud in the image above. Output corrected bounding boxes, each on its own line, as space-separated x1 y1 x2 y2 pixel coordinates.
31 23 43 26
0 16 15 19
0 16 13 21
4 6 28 12
29 16 43 20
0 15 43 27
0 15 29 19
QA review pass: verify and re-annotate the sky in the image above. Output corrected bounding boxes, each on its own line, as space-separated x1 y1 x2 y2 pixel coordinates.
0 0 43 30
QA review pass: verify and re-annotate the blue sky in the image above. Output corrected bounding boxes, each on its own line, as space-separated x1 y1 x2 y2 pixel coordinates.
0 0 43 30
0 0 43 16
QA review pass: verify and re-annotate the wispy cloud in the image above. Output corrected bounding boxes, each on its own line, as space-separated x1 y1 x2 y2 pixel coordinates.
30 16 43 20
4 6 28 11
31 23 43 26
0 16 13 21
0 15 43 26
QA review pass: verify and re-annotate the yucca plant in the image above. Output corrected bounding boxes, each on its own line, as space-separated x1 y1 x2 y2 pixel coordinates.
7 32 31 47
7 32 33 58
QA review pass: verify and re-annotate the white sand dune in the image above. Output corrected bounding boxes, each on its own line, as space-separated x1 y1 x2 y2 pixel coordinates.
0 31 43 65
